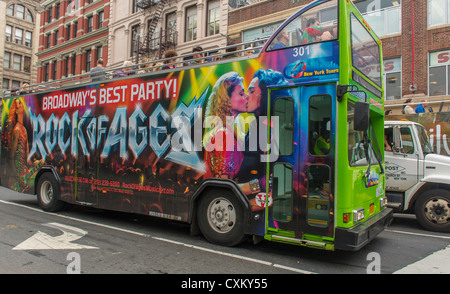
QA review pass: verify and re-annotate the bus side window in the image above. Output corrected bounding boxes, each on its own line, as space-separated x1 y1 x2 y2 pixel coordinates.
309 95 331 156
273 97 294 156
307 164 331 227
272 163 294 222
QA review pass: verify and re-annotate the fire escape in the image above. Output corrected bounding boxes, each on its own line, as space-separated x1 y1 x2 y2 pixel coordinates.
136 0 177 61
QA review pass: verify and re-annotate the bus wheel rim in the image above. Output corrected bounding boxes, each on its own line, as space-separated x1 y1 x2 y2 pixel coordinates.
424 197 450 224
40 181 53 205
207 197 236 234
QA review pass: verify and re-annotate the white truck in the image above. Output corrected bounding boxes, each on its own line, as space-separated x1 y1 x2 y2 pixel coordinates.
384 120 450 232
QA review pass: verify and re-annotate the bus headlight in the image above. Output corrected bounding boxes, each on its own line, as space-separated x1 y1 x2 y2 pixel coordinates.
353 208 365 223
380 197 387 208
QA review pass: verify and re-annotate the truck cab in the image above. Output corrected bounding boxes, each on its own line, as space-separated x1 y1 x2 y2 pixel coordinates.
385 120 450 232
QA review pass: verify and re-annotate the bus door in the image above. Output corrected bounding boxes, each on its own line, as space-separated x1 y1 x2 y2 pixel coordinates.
268 84 335 244
75 115 99 206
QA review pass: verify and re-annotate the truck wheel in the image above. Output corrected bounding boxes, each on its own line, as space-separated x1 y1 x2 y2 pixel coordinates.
414 189 450 233
197 190 245 246
37 173 64 212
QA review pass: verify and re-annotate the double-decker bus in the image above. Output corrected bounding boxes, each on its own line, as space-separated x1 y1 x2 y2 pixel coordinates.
1 0 392 251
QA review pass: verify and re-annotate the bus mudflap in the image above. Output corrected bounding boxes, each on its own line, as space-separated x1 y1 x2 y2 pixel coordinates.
334 208 393 251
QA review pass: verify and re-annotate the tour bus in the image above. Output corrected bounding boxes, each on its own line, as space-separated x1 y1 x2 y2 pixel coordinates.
1 0 392 251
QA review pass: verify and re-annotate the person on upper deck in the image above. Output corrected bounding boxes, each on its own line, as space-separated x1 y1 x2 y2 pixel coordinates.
90 58 108 82
302 18 336 44
272 29 289 49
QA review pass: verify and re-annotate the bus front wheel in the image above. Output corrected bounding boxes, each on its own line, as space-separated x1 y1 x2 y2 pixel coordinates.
37 173 64 212
197 190 245 246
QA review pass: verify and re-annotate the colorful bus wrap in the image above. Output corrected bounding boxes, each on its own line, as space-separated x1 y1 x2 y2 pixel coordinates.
1 0 392 250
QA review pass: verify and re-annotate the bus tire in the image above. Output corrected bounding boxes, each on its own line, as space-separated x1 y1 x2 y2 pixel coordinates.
414 189 450 233
37 172 64 212
197 189 245 246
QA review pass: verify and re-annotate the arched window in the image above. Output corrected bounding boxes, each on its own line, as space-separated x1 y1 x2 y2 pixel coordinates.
6 4 34 22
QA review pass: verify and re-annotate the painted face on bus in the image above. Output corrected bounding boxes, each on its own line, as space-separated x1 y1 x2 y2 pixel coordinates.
230 82 248 113
247 77 262 113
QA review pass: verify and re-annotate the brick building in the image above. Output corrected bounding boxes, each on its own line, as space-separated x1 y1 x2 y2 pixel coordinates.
1 0 40 92
228 0 450 114
36 0 110 83
108 0 228 68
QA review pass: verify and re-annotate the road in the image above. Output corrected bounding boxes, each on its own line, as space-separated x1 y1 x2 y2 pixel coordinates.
0 186 449 276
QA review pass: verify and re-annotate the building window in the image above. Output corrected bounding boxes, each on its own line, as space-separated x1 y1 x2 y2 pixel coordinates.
130 24 140 57
12 80 21 90
207 0 220 36
65 56 70 77
13 54 22 71
72 56 76 75
66 24 71 40
16 4 25 19
185 6 197 42
74 21 78 38
87 16 93 33
6 25 12 42
429 0 450 27
6 5 14 16
24 56 31 73
429 50 450 96
46 34 51 48
25 31 32 47
45 64 50 81
47 7 52 23
67 1 79 16
353 0 401 37
166 12 177 44
98 11 104 29
4 52 11 69
52 62 57 80
54 29 59 45
15 28 23 44
97 46 103 60
26 9 33 22
132 0 142 14
7 4 33 22
3 79 10 90
86 50 92 72
384 58 402 100
55 3 60 19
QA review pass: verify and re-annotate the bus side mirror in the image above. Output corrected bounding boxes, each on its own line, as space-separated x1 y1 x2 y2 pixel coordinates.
392 126 403 154
354 101 370 131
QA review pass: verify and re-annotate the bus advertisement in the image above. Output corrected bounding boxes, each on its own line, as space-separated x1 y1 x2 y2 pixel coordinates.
1 0 392 251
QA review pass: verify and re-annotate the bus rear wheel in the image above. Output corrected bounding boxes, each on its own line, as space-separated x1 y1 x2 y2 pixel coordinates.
415 189 450 233
197 190 245 246
37 173 64 212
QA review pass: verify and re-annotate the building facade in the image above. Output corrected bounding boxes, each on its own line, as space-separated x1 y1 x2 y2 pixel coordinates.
1 0 40 92
108 0 229 68
36 0 110 83
228 0 450 114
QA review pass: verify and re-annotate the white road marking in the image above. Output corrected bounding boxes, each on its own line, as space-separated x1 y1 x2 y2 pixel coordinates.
0 199 316 274
393 245 450 274
13 222 98 250
386 229 450 240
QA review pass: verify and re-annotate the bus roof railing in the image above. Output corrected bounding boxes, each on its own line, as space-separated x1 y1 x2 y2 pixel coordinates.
2 38 268 99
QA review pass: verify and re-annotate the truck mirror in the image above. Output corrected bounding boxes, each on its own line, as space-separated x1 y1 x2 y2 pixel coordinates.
392 126 403 154
354 101 370 131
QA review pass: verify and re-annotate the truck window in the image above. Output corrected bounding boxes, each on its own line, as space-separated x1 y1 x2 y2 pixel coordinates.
400 127 414 154
384 127 393 152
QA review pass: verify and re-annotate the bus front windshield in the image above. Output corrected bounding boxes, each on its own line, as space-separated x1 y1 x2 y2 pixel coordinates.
267 0 338 51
